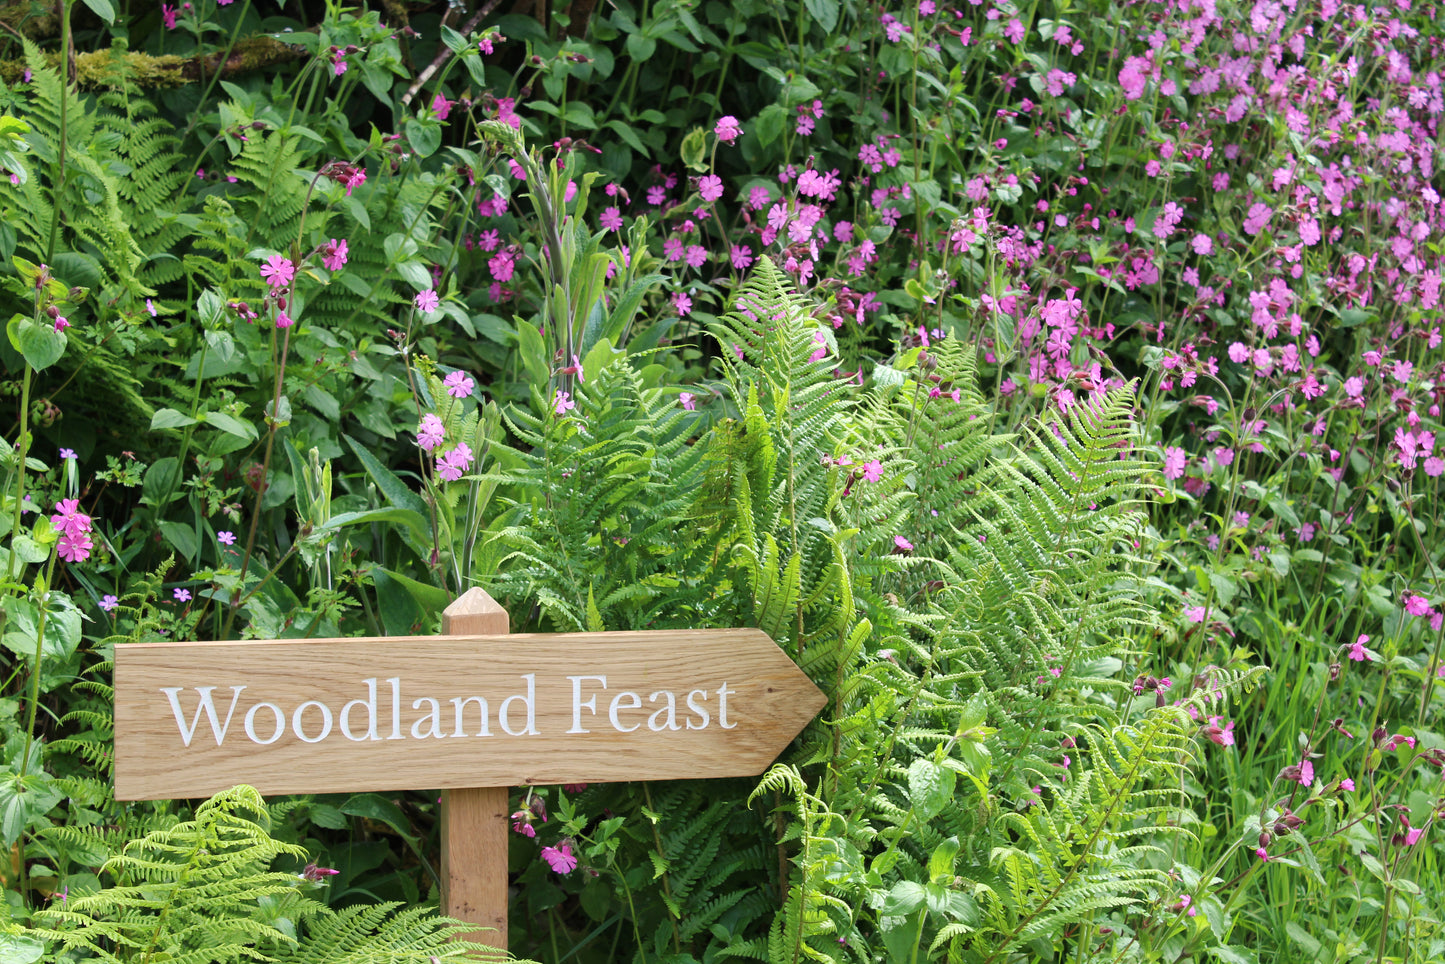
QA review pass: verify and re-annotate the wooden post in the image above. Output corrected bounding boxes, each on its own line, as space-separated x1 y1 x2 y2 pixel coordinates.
439 588 510 951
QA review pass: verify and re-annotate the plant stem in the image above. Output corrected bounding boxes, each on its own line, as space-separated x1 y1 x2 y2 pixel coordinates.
44 0 71 262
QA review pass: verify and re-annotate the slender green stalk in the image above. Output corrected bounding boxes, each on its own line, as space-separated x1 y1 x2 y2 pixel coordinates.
44 0 71 262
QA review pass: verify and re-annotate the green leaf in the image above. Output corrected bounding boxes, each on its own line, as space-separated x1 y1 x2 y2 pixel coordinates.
142 457 181 507
802 0 839 32
0 933 45 964
464 51 487 87
515 319 549 386
880 880 927 916
200 411 259 441
343 435 430 518
563 101 598 130
440 23 468 53
396 260 433 291
928 836 960 880
324 507 432 553
908 758 955 822
679 127 708 172
380 567 451 617
625 32 656 60
1283 923 1321 957
405 117 441 158
0 770 64 846
308 803 349 830
340 793 418 843
9 534 48 565
150 408 198 431
265 394 292 428
372 568 422 636
754 103 786 148
7 314 66 371
158 520 199 564
78 0 115 21
582 338 618 385
605 119 647 155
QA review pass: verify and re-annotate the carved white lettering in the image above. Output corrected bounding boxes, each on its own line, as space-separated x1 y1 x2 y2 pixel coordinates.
500 674 538 736
609 691 642 732
387 677 403 740
716 682 736 729
647 690 681 731
685 688 710 730
568 675 607 734
292 700 333 743
412 697 445 739
340 678 379 742
161 686 246 747
451 695 491 737
244 702 285 745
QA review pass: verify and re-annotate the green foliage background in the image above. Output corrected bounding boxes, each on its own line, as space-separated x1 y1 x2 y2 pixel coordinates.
0 0 1442 962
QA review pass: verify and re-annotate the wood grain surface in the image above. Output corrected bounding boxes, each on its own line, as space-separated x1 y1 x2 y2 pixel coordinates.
438 588 510 950
113 618 825 800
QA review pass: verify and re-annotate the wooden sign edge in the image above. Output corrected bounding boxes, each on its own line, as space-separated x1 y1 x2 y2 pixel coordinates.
112 627 827 800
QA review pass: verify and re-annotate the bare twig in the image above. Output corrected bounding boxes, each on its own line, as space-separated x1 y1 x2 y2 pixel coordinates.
399 0 504 107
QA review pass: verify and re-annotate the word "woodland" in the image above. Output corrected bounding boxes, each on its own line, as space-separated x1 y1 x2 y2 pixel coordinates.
160 675 739 747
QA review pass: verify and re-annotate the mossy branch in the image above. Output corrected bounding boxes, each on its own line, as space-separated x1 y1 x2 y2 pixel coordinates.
0 36 304 88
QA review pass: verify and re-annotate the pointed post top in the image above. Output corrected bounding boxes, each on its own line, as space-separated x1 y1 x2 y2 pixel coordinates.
442 588 508 635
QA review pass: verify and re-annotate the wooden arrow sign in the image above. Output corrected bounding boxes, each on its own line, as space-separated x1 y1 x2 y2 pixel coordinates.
111 589 827 950
113 626 825 800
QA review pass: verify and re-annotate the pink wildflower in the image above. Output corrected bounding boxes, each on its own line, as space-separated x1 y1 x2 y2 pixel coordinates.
714 116 742 144
1163 446 1186 479
1349 635 1371 661
260 255 295 290
435 443 474 482
322 238 348 271
51 499 92 538
57 531 93 563
541 841 577 874
1204 716 1235 746
417 414 445 451
444 371 474 398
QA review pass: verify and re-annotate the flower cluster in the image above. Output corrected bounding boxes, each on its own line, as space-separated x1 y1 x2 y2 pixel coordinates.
52 498 94 563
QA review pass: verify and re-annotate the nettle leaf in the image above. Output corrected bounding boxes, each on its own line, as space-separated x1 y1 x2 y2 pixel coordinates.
879 880 927 916
908 759 955 822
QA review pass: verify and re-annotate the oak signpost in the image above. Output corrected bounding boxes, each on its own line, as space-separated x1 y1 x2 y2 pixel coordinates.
112 588 827 950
